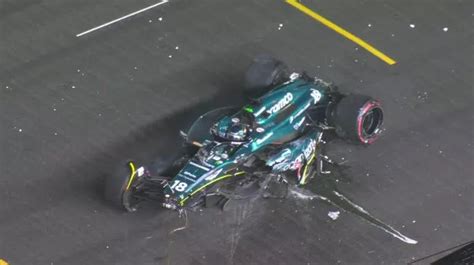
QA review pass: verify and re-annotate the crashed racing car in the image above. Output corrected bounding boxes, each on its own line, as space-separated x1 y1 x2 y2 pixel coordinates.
105 56 384 212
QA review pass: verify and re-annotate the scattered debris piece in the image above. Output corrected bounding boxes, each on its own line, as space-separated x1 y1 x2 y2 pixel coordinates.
328 211 340 220
158 17 163 21
409 24 415 28
416 91 429 102
443 27 448 32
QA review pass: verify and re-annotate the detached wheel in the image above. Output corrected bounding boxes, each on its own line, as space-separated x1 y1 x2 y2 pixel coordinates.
332 94 384 144
104 161 141 212
244 55 289 97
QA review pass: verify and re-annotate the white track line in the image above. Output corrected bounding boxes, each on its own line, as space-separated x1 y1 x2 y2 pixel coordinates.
76 0 169 37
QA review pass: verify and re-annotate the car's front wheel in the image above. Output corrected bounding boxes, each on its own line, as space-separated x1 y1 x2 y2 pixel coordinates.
104 161 142 212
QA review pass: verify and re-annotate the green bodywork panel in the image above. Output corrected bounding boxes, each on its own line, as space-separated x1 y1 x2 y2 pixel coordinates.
164 78 328 205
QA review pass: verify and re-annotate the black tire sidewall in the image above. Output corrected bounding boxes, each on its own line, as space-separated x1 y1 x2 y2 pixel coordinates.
244 56 289 96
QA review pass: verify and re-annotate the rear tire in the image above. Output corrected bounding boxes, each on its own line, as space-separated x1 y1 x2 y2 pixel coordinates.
244 55 289 97
332 94 384 144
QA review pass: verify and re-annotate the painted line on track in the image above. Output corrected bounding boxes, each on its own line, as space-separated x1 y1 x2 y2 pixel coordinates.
76 0 169 37
286 0 396 65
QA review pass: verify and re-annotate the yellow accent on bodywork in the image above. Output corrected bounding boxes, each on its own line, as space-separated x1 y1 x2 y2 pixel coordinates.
125 162 137 191
301 153 316 185
179 171 245 206
0 259 9 265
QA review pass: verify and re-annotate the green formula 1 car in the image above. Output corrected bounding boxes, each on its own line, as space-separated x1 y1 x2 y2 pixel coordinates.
105 55 384 212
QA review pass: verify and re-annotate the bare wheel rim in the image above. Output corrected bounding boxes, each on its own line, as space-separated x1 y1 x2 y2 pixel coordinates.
361 107 383 138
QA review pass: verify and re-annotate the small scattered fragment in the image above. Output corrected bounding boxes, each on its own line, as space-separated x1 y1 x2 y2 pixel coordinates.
409 24 415 28
328 211 340 220
278 23 284 30
443 27 448 32
158 17 163 21
368 23 372 28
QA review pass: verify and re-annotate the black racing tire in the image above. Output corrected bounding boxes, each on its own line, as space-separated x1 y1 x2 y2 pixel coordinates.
332 94 384 144
104 161 139 212
244 55 289 97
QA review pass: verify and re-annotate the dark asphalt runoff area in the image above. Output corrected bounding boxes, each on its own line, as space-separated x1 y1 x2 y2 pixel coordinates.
1 0 473 264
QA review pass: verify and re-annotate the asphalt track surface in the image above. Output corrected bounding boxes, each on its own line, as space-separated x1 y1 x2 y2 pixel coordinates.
1 0 473 264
